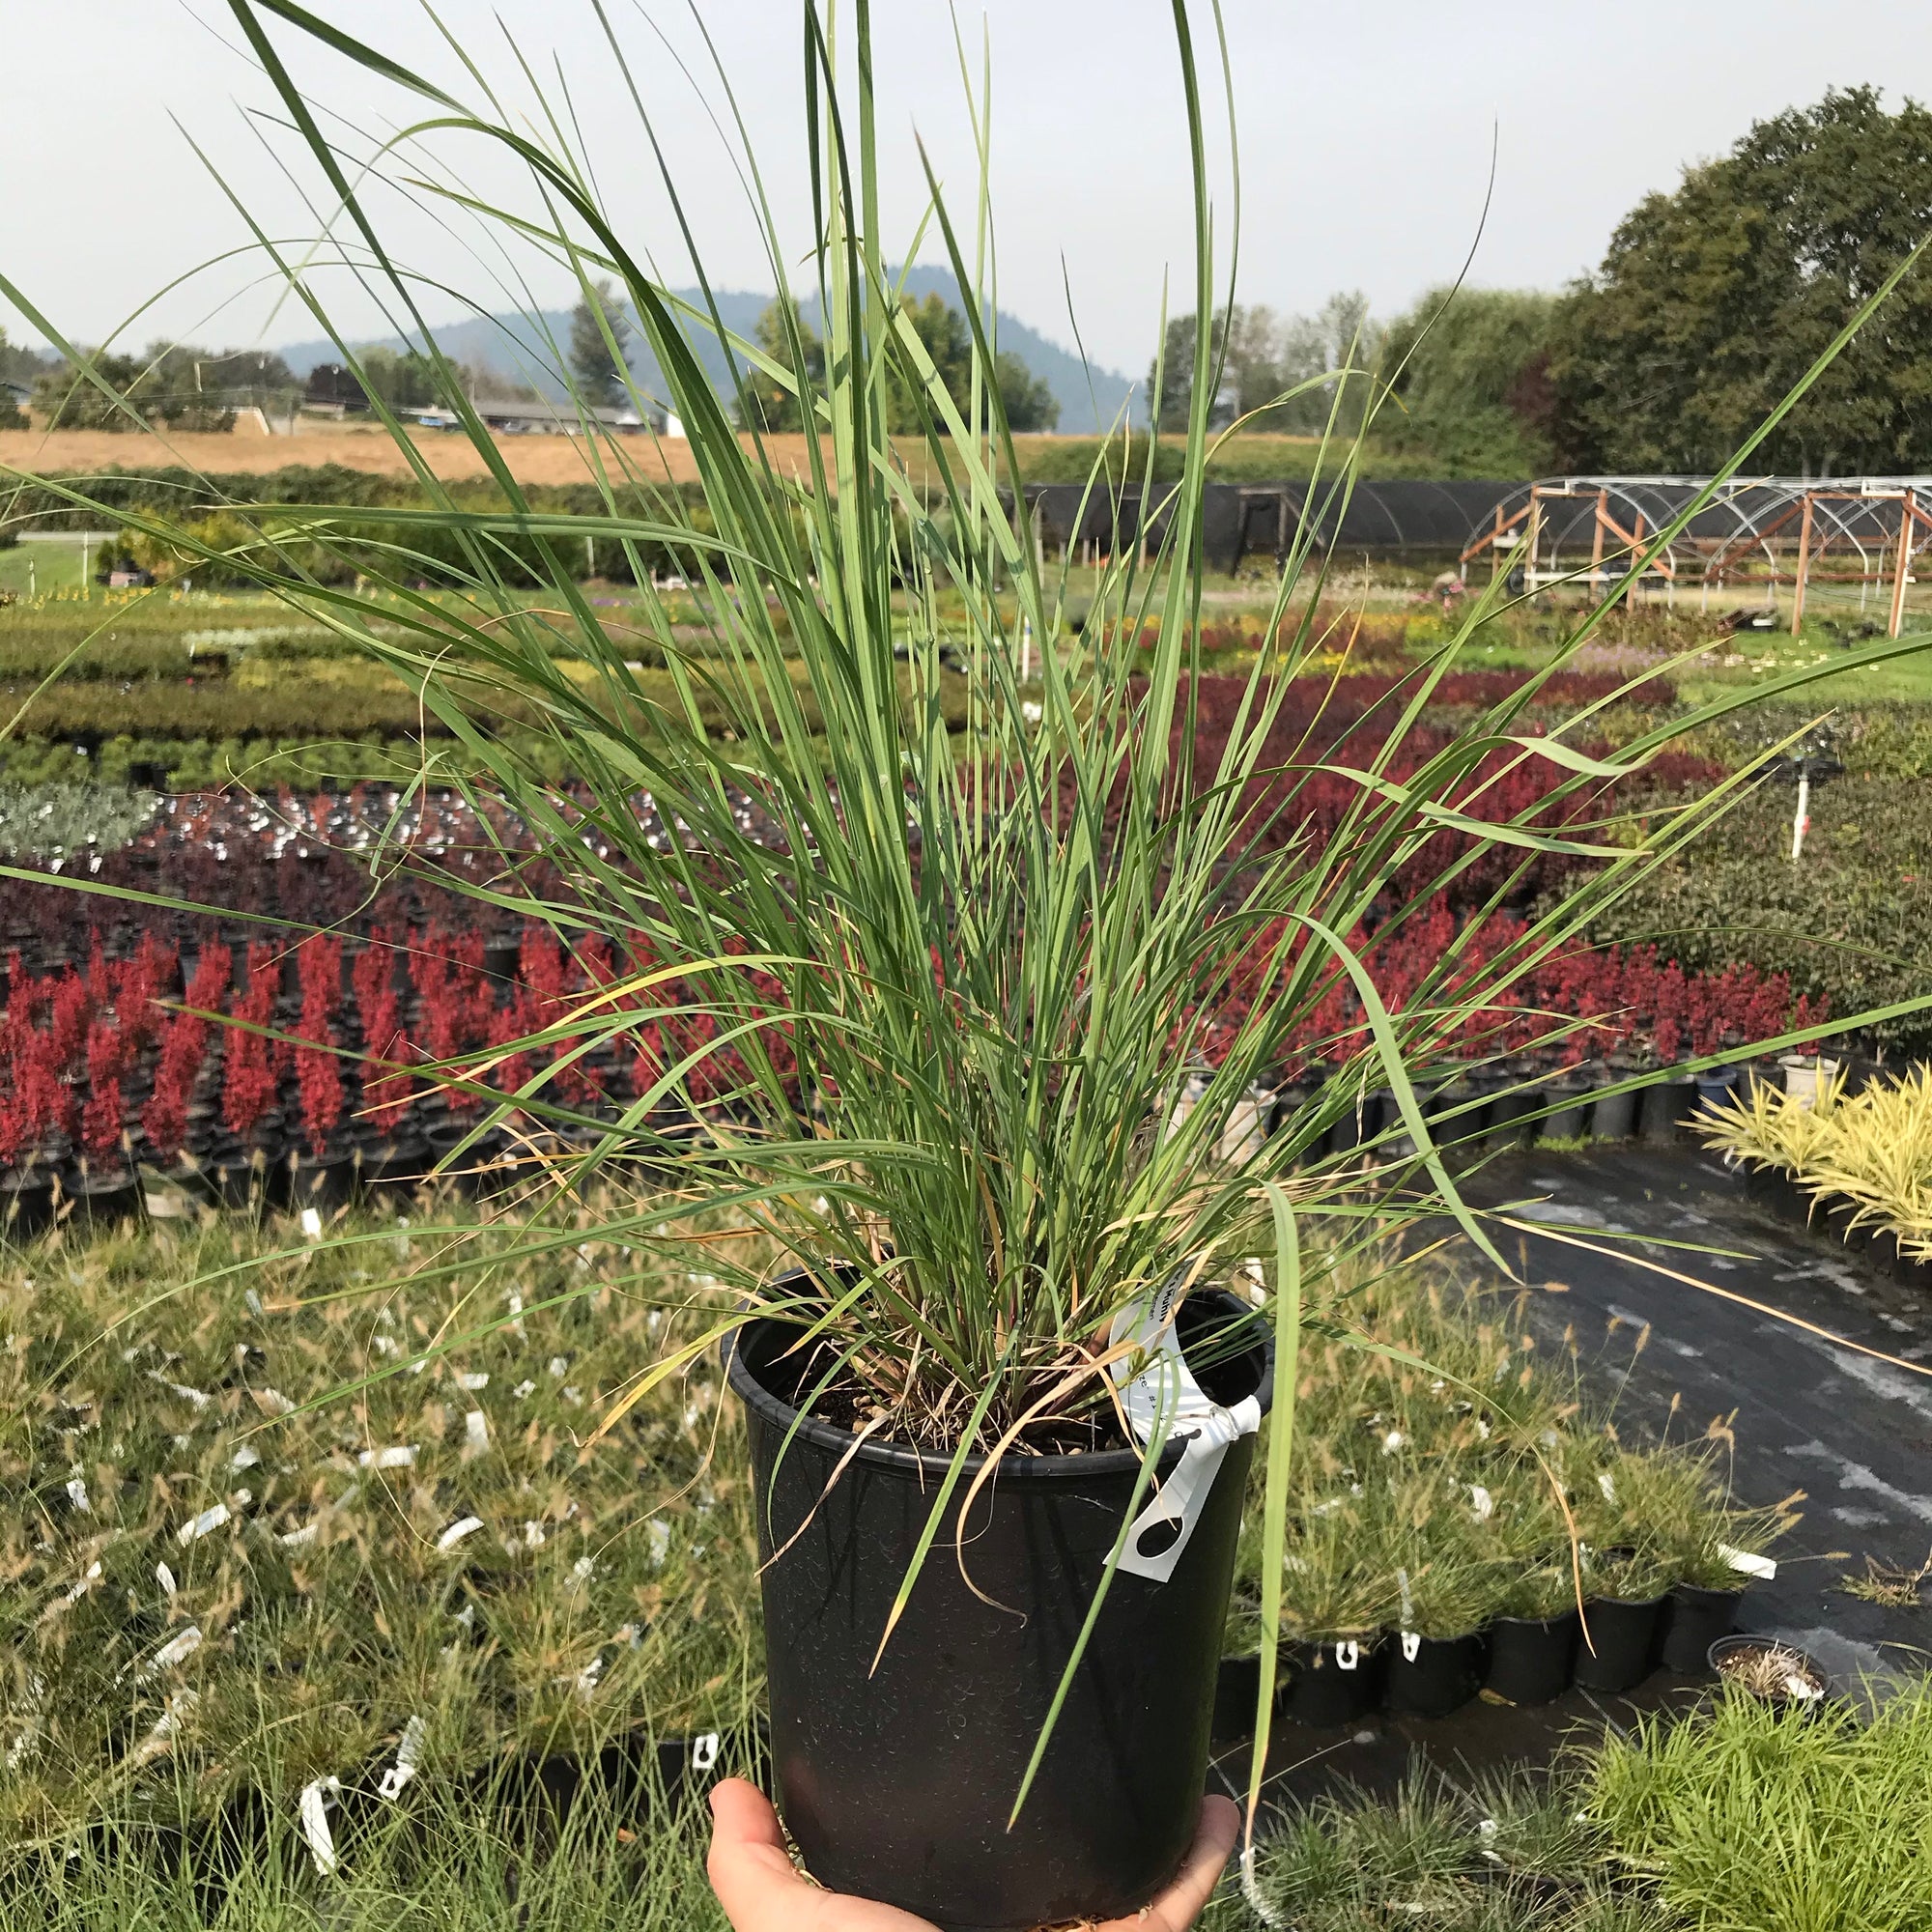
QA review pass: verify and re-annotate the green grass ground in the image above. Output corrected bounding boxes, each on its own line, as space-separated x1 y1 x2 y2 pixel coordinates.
0 544 95 600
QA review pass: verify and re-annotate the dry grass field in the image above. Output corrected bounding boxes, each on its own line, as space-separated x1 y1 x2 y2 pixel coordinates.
0 421 836 487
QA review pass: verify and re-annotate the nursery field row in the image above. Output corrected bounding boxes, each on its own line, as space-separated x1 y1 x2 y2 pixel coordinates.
0 897 1821 1219
1704 1063 1932 1265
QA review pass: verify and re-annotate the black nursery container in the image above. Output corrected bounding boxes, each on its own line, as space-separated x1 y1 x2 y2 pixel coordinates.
1658 1583 1744 1673
1484 1611 1579 1706
726 1286 1271 1932
1385 1630 1487 1719
1539 1077 1595 1143
1573 1593 1664 1693
1590 1083 1638 1141
70 1163 144 1230
1640 1075 1697 1143
0 1169 57 1238
1281 1636 1386 1726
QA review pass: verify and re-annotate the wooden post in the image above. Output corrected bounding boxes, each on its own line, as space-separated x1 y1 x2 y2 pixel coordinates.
1490 503 1504 582
1789 493 1815 636
1524 492 1543 592
1589 488 1606 595
1889 492 1915 639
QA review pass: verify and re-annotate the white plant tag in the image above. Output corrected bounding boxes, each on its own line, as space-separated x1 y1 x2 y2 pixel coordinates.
1718 1544 1776 1579
298 1776 342 1874
378 1715 426 1800
1335 1639 1360 1671
436 1516 484 1552
1107 1271 1263 1584
691 1731 720 1774
145 1626 203 1675
1402 1631 1422 1662
177 1503 230 1545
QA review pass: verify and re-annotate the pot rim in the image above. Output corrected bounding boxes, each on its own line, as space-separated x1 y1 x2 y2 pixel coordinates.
725 1286 1269 1487
1492 1608 1582 1632
1582 1590 1669 1612
1706 1633 1830 1697
1671 1580 1747 1604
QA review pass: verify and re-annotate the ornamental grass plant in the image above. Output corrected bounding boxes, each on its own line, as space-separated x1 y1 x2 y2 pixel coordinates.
1700 1065 1932 1256
8 0 1932 1841
1587 1679 1932 1932
1226 1267 1781 1650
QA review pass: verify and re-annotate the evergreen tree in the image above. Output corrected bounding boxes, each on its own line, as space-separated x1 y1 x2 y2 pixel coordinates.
569 279 634 410
738 297 824 433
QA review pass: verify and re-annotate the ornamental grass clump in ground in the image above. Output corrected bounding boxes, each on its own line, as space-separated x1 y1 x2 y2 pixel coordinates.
13 0 1932 1917
1588 1678 1932 1932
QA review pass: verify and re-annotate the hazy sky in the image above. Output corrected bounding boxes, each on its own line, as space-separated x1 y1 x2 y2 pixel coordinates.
5 0 1931 376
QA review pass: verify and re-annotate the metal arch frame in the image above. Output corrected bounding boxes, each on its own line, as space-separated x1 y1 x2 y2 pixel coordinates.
1459 475 1932 637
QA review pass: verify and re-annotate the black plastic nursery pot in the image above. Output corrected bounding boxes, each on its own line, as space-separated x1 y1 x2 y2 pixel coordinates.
356 1135 429 1196
1658 1583 1743 1673
1385 1630 1487 1719
1483 1611 1579 1706
1538 1078 1595 1143
1211 1653 1262 1745
0 1169 56 1238
725 1285 1271 1932
1589 1083 1638 1141
70 1163 145 1230
1281 1636 1386 1727
1742 1162 1808 1224
213 1149 286 1213
1639 1075 1697 1143
287 1151 356 1214
1572 1594 1664 1694
1707 1634 1830 1709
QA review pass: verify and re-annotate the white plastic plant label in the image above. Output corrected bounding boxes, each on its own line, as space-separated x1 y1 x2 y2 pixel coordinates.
1401 1632 1422 1662
144 1626 203 1675
691 1732 720 1774
298 1776 342 1874
1335 1640 1361 1672
378 1716 426 1800
1107 1269 1263 1584
1718 1543 1777 1579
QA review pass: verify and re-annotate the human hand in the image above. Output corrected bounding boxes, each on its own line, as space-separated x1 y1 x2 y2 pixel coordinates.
706 1777 1239 1932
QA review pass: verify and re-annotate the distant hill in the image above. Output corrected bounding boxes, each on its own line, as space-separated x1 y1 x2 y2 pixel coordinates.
271 267 1143 434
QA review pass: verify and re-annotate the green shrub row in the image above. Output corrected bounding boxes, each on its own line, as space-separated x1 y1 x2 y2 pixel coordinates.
1572 773 1932 1052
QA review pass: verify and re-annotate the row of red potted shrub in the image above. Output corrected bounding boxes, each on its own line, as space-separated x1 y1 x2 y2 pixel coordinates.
0 896 1822 1231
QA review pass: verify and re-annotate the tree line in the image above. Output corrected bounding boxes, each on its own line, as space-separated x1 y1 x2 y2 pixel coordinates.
1151 86 1932 477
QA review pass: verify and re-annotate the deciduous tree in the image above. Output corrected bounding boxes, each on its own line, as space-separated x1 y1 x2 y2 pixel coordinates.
1550 87 1932 472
